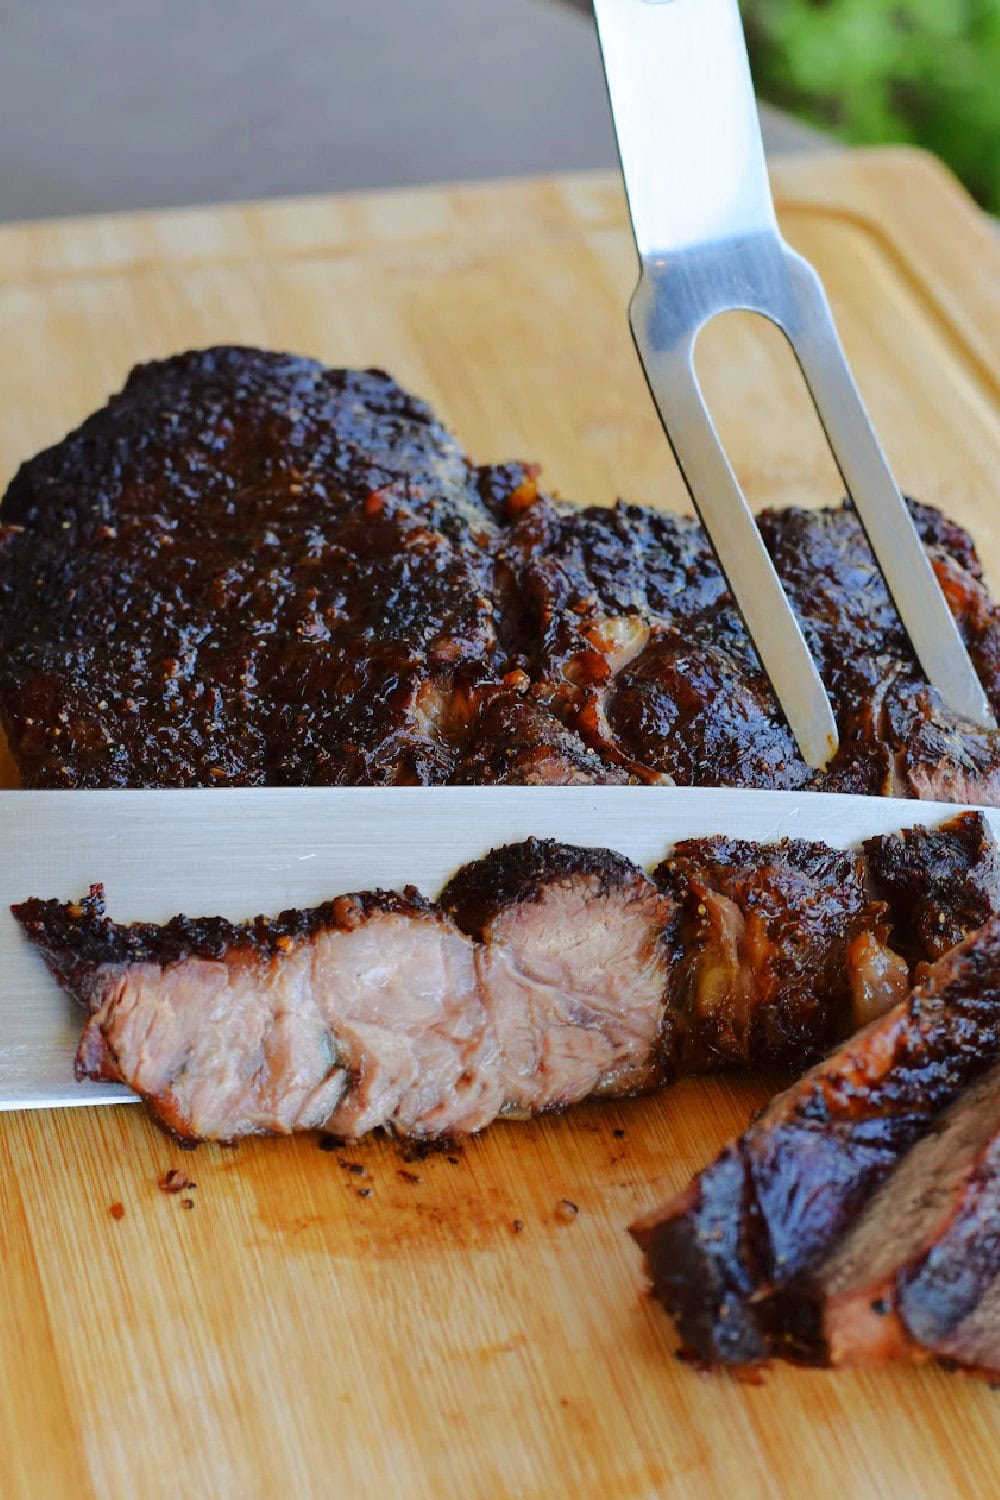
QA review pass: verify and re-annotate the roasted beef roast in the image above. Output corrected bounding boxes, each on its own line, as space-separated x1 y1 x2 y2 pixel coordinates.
3 347 1000 797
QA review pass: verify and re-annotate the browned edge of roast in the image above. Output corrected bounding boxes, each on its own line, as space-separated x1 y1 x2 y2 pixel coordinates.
440 837 666 940
803 1061 1000 1373
865 810 1000 969
12 882 438 1001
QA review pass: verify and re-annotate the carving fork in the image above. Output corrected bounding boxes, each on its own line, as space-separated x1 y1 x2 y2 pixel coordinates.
592 0 994 768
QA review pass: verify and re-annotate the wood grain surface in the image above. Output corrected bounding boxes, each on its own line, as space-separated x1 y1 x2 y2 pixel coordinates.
1 147 999 1499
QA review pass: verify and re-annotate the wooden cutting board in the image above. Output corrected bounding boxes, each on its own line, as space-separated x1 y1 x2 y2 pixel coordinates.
1 147 999 1500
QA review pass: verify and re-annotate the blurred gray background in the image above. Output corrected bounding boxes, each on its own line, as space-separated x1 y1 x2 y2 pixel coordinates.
0 0 826 224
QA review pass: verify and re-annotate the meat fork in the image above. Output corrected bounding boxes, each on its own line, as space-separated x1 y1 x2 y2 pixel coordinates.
592 0 995 768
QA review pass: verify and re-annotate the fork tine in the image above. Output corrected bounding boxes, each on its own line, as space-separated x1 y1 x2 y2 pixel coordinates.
631 318 839 770
780 248 996 730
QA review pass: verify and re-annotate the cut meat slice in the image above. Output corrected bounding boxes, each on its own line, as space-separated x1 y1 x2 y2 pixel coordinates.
17 885 500 1141
865 810 1000 969
13 839 676 1140
814 1062 1000 1372
13 815 1000 1147
440 839 675 1108
654 836 904 1071
630 917 1000 1369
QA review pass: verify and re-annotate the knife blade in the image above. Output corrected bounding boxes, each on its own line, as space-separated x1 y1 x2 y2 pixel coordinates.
1 785 994 1111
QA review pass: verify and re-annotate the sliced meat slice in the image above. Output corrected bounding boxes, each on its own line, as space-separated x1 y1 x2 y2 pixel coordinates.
655 836 905 1071
440 839 675 1110
865 810 1000 969
14 885 501 1141
14 816 1000 1149
14 837 677 1140
811 1062 1000 1372
630 918 1000 1367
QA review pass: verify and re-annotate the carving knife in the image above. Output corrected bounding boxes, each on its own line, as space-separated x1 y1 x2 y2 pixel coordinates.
0 784 995 1111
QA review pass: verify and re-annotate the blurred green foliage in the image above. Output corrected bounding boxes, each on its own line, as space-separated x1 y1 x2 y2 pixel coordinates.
744 0 1000 210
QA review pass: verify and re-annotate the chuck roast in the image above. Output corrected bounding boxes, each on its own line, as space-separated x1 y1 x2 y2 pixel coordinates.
2 346 1000 797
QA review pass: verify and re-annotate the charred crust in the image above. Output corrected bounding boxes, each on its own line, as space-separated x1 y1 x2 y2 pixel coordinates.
865 812 1000 969
2 348 999 798
439 836 656 938
11 883 442 994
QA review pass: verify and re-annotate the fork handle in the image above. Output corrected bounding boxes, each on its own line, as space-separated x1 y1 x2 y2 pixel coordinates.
592 0 777 255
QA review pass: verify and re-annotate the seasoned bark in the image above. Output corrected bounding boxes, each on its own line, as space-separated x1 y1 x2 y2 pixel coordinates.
441 838 661 937
14 883 436 1004
0 349 504 788
496 495 806 788
865 811 1000 969
2 348 1000 798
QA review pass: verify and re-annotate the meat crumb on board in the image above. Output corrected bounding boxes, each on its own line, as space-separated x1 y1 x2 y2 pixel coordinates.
158 1169 196 1195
